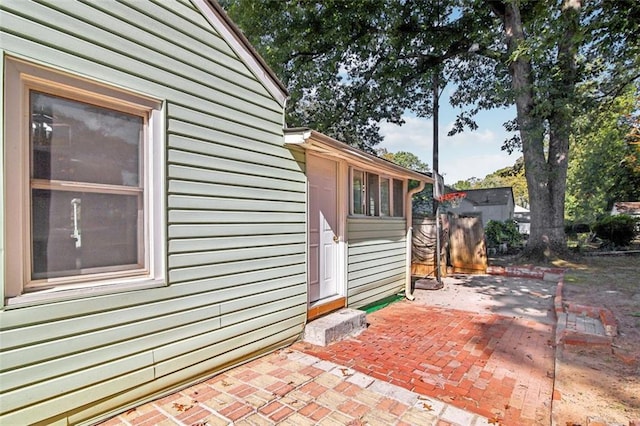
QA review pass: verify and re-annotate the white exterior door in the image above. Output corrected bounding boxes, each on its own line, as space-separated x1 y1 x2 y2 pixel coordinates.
308 155 339 303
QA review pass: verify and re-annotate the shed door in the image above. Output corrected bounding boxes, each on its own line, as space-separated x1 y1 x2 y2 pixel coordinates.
308 154 339 303
449 216 487 274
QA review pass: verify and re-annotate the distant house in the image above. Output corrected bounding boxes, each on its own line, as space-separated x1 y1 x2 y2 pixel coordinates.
611 202 640 232
446 187 515 227
611 202 640 218
514 205 531 235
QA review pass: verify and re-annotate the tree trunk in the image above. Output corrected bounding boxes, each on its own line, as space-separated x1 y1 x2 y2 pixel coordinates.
502 4 551 258
501 1 581 260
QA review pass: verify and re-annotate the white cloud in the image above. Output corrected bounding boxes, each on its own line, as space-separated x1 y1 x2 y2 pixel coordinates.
379 116 433 152
441 153 516 183
379 114 518 184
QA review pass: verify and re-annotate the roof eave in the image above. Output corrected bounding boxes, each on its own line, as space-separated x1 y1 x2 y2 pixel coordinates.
284 128 433 183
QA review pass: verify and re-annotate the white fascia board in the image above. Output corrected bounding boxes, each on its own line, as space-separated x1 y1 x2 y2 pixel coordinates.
284 128 432 183
283 129 313 145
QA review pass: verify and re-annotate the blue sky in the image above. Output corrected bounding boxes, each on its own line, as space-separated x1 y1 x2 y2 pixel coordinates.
378 95 520 184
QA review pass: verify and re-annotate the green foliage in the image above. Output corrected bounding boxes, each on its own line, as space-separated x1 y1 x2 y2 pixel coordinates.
592 215 638 247
564 220 590 236
222 0 640 254
377 149 430 172
565 87 640 222
485 219 523 248
375 148 433 215
451 179 474 190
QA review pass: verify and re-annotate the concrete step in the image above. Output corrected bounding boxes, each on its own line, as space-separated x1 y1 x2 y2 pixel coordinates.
303 308 367 346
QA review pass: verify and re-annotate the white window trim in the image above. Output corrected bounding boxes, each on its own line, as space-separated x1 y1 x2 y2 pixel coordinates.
3 57 166 307
349 167 405 218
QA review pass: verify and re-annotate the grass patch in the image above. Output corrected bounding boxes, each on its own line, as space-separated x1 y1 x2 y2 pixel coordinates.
561 255 640 294
360 293 404 314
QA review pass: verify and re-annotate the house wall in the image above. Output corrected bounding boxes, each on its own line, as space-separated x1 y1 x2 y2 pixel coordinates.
449 200 515 227
346 218 406 308
0 1 306 424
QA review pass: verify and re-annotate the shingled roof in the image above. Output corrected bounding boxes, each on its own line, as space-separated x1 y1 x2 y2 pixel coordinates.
454 187 514 206
612 202 640 215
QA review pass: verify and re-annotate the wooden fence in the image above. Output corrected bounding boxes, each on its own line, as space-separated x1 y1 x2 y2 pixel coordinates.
411 215 487 277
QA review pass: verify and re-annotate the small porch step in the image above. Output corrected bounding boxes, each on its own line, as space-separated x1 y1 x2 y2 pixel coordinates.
303 308 367 346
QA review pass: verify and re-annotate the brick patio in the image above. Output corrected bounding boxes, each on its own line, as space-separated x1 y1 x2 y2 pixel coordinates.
99 287 556 426
293 302 555 425
100 349 491 426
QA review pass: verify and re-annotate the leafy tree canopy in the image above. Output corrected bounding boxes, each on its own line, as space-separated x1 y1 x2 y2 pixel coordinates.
566 86 640 223
376 148 430 173
222 0 640 258
222 0 638 148
375 148 433 215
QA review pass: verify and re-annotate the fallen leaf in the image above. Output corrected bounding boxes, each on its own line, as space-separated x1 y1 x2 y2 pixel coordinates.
340 368 353 377
172 402 193 412
440 395 455 403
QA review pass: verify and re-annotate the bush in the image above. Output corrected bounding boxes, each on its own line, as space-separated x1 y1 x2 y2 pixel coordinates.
592 214 638 247
485 219 523 248
564 221 591 236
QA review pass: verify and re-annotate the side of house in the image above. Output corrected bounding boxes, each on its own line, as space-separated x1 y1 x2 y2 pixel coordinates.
1 1 306 424
611 201 640 218
284 129 431 315
514 205 531 235
447 187 515 227
611 201 640 233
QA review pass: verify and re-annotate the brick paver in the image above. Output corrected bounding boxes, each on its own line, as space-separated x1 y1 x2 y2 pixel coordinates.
101 349 490 426
293 301 555 425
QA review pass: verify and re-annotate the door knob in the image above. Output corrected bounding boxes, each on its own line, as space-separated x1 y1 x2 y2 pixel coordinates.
333 235 339 243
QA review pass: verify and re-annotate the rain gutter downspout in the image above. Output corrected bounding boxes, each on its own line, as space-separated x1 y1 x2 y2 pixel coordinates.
405 180 426 301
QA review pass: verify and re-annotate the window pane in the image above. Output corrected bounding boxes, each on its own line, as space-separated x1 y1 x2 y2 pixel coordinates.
352 170 364 214
31 92 142 186
393 179 404 217
380 178 390 216
367 173 379 216
32 189 141 279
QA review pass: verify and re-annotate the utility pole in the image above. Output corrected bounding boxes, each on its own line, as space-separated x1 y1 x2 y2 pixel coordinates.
433 70 442 285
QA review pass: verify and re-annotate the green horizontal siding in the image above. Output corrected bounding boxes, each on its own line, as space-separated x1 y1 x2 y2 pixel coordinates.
65 322 301 426
169 167 306 196
0 0 305 424
169 234 304 253
346 218 407 308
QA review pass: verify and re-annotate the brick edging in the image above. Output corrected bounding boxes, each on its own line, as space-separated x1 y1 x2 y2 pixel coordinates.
564 302 618 337
554 279 564 315
486 265 565 281
553 277 618 346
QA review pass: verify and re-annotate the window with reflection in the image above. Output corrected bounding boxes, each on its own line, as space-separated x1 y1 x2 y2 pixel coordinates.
352 169 365 215
350 168 405 217
30 91 145 280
